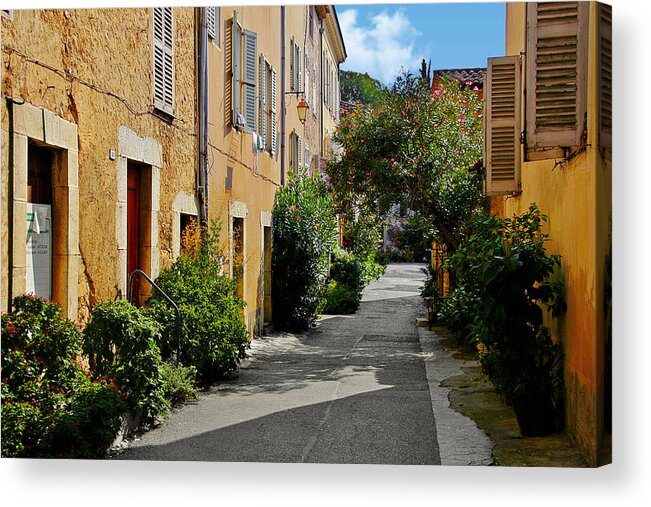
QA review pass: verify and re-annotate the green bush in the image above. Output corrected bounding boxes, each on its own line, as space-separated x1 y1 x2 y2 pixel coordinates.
159 362 198 406
83 300 169 420
448 204 566 402
1 295 125 458
272 174 338 330
148 224 249 384
321 280 360 314
360 258 386 284
437 286 479 344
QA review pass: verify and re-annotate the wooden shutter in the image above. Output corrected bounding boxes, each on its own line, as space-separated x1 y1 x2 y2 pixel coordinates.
305 55 310 104
270 67 278 155
206 7 216 40
485 56 522 195
599 2 612 150
153 7 174 115
297 45 303 91
231 14 242 125
526 1 588 149
259 55 268 149
297 135 303 168
242 29 257 130
290 37 295 91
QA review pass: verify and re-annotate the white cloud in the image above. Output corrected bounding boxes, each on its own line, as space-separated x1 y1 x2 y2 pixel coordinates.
339 8 423 85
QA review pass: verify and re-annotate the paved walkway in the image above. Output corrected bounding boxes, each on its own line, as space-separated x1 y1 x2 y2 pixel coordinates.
113 263 493 465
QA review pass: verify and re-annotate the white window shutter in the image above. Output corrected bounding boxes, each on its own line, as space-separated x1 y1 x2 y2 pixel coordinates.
297 135 302 168
242 29 257 130
486 55 522 195
290 37 295 91
526 1 588 149
259 55 267 148
599 2 612 150
270 67 278 155
312 63 317 114
305 55 310 104
206 7 216 40
298 45 303 91
231 14 242 125
153 7 174 115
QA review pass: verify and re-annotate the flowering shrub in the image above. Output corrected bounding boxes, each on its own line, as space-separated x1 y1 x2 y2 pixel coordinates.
272 174 337 330
1 295 125 458
326 73 485 254
147 222 249 384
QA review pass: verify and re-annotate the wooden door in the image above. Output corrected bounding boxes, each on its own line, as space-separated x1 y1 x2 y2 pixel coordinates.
127 164 140 303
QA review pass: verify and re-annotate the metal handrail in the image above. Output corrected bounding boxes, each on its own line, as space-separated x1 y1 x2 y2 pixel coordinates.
128 269 181 366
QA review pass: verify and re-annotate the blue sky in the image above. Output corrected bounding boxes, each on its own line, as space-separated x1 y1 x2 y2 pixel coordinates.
337 2 506 85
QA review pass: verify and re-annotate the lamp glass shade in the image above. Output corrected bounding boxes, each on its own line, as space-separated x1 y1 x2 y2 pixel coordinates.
297 98 308 124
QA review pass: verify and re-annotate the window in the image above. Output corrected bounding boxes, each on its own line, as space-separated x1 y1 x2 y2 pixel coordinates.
305 54 310 105
484 56 522 195
289 131 302 172
525 1 588 150
153 7 174 116
230 13 257 131
290 37 302 92
598 2 612 150
1 9 12 20
312 62 317 116
258 55 277 155
206 7 220 46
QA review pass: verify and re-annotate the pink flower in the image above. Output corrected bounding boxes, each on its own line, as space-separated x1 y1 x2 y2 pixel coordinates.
360 139 365 143
434 89 443 97
466 80 472 86
296 216 301 221
473 86 479 91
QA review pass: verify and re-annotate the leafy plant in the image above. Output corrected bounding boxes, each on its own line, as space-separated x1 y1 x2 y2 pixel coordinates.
159 362 198 407
1 295 125 458
148 222 249 384
272 173 338 330
82 300 169 420
447 204 566 402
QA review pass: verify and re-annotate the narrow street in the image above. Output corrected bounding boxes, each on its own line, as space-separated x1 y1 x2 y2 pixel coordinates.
113 264 492 465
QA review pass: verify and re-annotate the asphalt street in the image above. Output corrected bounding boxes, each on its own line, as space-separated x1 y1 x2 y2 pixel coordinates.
113 263 492 465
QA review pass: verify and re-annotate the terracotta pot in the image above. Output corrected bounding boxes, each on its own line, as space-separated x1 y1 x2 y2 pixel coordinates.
512 393 556 437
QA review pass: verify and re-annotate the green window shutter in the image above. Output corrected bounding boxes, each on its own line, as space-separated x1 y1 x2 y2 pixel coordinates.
485 55 522 195
599 2 612 150
270 67 277 155
231 13 242 125
242 29 257 131
526 1 588 149
153 7 174 115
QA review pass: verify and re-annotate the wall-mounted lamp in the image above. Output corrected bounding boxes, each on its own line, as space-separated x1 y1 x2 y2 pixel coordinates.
286 91 308 125
296 98 308 125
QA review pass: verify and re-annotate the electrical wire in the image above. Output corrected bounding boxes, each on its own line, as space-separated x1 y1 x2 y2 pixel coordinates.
2 42 281 187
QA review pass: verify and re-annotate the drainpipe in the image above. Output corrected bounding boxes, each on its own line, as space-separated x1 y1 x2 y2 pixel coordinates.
198 8 209 229
319 19 324 160
280 6 286 185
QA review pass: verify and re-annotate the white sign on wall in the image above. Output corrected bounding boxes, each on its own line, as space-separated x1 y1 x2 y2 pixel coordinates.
26 203 52 300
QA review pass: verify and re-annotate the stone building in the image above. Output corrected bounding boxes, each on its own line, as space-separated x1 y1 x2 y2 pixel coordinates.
1 7 199 322
2 5 347 337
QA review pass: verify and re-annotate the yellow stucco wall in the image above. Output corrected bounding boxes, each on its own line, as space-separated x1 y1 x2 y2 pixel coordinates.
502 2 611 466
207 6 281 336
1 8 198 322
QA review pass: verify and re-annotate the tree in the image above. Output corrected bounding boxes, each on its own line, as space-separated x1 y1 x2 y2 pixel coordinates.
339 70 386 106
325 72 485 253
